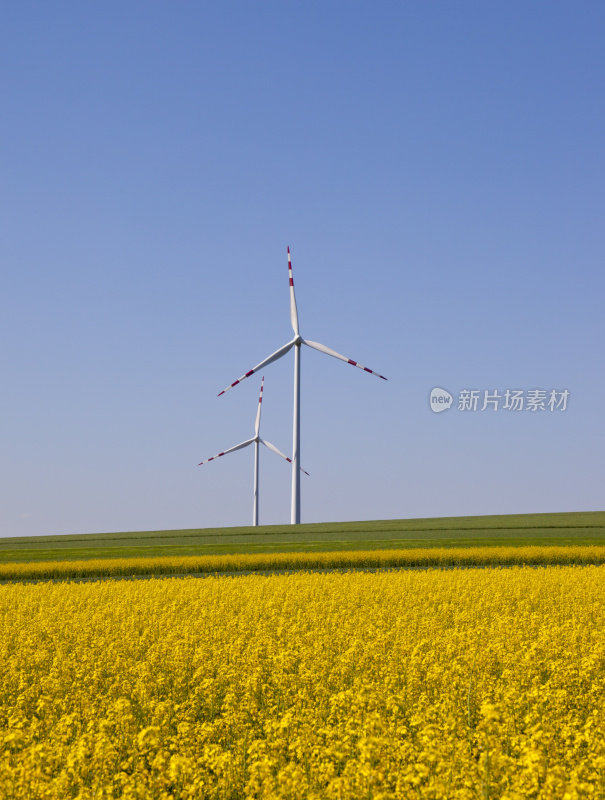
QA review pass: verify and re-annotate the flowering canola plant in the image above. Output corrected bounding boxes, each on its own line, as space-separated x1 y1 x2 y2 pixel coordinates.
3 544 605 581
1 566 605 798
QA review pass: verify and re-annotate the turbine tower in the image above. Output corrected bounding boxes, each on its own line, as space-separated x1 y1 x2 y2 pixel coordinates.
200 377 309 526
218 248 386 524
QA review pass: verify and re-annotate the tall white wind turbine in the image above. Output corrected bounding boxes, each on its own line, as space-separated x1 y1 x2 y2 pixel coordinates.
218 248 387 524
200 377 309 526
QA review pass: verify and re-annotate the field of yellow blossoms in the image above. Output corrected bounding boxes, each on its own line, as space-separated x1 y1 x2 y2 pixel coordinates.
2 566 605 799
3 544 605 581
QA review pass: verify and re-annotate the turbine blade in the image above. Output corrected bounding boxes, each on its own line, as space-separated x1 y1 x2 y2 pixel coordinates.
254 376 264 436
303 339 387 381
198 437 255 465
218 341 294 396
288 246 299 336
261 438 310 476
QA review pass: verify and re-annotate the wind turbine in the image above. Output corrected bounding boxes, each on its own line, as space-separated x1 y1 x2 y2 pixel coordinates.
218 247 387 524
199 377 309 526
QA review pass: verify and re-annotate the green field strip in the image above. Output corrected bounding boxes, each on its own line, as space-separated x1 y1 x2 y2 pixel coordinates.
0 511 604 564
1 509 603 548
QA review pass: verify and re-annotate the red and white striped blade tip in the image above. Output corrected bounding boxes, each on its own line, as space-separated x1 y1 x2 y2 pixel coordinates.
303 339 388 381
198 453 224 466
217 369 255 397
218 341 294 396
254 378 264 434
347 359 388 381
198 438 254 464
288 247 299 335
283 456 310 476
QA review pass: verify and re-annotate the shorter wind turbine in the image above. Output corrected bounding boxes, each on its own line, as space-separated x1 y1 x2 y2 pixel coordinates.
199 377 309 526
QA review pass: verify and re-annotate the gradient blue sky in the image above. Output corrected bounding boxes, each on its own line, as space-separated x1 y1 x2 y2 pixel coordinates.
2 2 603 536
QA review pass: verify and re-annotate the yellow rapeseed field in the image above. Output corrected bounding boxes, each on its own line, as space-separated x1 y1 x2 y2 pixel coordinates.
3 544 605 580
1 566 605 799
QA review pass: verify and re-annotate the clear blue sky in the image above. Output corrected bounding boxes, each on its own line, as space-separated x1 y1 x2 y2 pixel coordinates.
1 2 603 536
